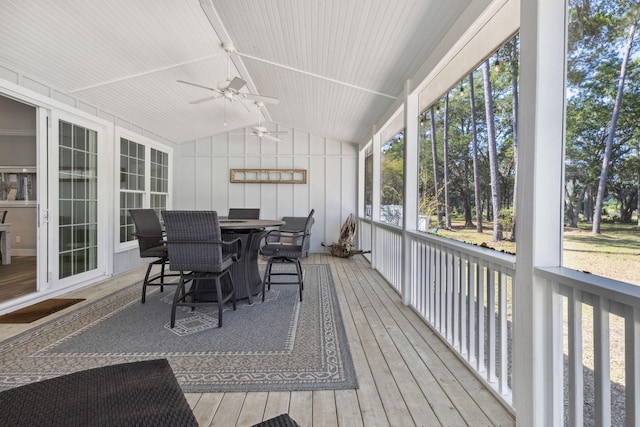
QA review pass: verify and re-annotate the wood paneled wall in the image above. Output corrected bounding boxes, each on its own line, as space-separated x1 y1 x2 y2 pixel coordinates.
174 126 358 253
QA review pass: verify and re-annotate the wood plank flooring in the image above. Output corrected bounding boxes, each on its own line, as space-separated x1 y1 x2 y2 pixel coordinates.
0 254 515 426
0 256 36 302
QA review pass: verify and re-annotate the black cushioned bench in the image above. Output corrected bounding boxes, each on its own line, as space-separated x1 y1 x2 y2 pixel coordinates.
0 359 197 427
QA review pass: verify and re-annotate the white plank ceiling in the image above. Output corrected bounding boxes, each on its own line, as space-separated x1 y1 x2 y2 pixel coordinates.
0 0 473 144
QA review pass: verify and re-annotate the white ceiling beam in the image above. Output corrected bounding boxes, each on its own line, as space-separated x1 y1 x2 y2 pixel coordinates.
67 55 222 94
198 0 274 123
236 51 398 100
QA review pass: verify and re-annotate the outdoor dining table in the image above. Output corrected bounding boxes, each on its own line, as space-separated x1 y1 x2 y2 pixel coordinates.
219 218 284 303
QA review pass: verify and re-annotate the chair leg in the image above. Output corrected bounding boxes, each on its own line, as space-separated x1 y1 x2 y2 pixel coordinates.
296 258 303 301
226 270 237 312
159 260 166 293
215 276 224 327
262 258 274 302
170 274 186 328
141 262 155 304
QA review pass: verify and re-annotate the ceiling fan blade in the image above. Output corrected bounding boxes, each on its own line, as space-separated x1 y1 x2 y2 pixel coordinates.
189 95 220 104
177 80 219 92
227 76 247 92
252 125 287 135
241 93 279 104
262 134 282 142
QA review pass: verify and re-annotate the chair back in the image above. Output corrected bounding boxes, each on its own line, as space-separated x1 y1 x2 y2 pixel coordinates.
129 209 164 255
300 209 315 256
277 210 315 255
162 210 225 273
228 208 260 219
0 210 6 223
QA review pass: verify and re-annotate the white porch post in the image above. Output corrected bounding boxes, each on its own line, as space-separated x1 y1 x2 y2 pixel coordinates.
358 147 365 219
515 0 567 425
371 128 381 270
403 80 419 305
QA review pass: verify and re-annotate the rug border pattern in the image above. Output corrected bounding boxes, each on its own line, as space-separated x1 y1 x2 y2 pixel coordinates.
0 264 358 393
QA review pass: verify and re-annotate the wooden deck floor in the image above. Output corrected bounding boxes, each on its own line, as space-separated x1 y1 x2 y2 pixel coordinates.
0 254 515 426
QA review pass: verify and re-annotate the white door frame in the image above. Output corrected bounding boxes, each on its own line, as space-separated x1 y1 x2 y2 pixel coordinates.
0 79 114 312
47 109 113 290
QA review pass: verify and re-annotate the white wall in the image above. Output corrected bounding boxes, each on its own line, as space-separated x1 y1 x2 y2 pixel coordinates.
174 125 358 252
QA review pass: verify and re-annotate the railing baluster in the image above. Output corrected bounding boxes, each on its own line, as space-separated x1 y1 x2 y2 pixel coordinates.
435 246 441 330
446 249 453 340
460 254 468 358
453 252 460 350
567 287 584 427
625 305 639 426
477 263 485 373
594 296 611 425
428 243 435 323
550 282 564 426
415 242 422 313
488 266 496 383
468 259 477 366
498 269 509 395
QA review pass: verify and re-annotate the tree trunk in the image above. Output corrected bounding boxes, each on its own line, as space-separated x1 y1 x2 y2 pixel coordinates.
469 72 483 233
483 59 502 241
509 40 519 242
443 93 451 229
464 154 474 227
572 185 586 228
585 186 593 222
429 107 443 226
592 22 636 233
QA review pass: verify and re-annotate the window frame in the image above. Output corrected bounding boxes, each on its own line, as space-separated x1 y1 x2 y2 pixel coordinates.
115 128 172 252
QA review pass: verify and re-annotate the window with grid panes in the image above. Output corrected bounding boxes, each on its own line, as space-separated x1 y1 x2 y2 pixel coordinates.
119 138 145 243
149 148 169 222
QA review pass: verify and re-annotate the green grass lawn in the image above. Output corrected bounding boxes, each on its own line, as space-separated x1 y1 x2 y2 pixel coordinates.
433 219 640 285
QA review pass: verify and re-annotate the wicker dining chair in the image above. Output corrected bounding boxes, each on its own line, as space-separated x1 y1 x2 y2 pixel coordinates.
129 209 179 303
227 208 260 219
162 210 241 328
259 209 314 302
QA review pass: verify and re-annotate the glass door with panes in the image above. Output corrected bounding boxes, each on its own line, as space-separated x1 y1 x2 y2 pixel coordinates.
48 112 107 287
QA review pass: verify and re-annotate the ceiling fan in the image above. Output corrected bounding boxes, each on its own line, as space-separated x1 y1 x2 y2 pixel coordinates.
249 102 287 142
177 44 279 107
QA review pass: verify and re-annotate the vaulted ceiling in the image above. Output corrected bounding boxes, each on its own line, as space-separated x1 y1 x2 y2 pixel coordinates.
0 0 478 144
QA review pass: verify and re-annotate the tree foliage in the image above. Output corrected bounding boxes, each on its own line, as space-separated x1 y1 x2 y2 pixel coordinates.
417 35 519 241
566 0 640 229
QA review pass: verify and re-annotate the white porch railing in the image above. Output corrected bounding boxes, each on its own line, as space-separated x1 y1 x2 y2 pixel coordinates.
364 218 515 406
536 267 640 426
407 230 515 404
359 217 640 424
358 218 372 263
372 221 403 292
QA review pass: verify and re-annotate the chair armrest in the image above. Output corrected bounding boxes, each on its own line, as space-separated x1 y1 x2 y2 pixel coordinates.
221 237 243 261
132 232 165 239
264 229 305 244
165 238 243 261
132 232 166 247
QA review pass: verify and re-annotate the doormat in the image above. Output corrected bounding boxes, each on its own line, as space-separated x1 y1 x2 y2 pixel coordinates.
0 299 85 323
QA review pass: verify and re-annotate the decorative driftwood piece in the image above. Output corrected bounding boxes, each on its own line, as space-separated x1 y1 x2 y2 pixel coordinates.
322 213 371 258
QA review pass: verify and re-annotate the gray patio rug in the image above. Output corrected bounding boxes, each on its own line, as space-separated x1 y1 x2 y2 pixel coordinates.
0 264 357 393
